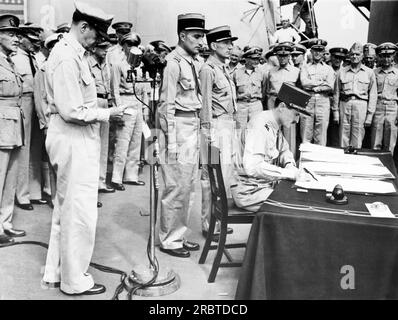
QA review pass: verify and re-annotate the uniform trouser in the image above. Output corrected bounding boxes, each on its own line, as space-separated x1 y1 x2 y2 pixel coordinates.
300 95 330 146
371 100 398 153
231 183 274 213
236 100 263 129
112 100 143 184
98 98 110 189
327 97 340 147
268 95 297 158
16 94 34 204
43 114 100 294
160 115 200 250
339 99 368 149
0 148 20 234
200 116 235 232
29 113 46 200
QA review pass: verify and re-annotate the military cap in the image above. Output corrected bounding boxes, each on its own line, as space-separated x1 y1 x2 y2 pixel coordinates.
177 13 207 34
120 32 141 46
265 49 275 59
95 40 111 48
0 14 20 33
19 23 43 35
292 44 306 55
206 25 238 45
150 40 172 53
299 39 312 49
376 42 398 55
72 1 114 41
350 42 363 53
273 42 294 55
309 38 327 50
107 33 118 44
363 43 376 57
329 47 348 58
111 21 133 35
242 46 262 59
56 22 71 33
44 33 62 49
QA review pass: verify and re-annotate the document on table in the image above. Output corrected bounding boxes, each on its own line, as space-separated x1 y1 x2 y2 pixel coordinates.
295 176 397 194
300 152 383 166
365 202 396 218
299 143 344 155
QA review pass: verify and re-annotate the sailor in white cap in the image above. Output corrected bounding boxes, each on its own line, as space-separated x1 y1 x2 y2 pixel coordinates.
41 1 128 296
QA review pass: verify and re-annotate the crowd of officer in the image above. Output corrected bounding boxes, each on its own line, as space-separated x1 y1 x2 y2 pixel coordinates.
1 1 398 296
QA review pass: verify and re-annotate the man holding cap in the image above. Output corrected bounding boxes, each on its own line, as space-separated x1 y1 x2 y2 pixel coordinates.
42 1 128 295
231 100 310 212
199 25 238 239
371 43 398 153
300 38 335 146
265 42 300 156
0 14 26 246
333 42 377 149
233 46 265 130
157 13 206 258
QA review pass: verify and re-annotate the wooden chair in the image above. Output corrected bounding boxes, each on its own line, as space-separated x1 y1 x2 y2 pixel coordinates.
199 145 255 283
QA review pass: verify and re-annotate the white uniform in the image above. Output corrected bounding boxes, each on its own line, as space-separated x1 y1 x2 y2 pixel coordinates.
42 33 111 294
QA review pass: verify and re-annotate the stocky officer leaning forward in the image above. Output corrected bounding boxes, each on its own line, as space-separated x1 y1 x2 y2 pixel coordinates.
200 26 238 238
231 101 310 212
42 2 128 295
0 15 26 246
233 46 265 130
333 42 377 149
371 43 398 153
265 42 300 156
157 13 206 258
300 39 335 146
110 32 148 190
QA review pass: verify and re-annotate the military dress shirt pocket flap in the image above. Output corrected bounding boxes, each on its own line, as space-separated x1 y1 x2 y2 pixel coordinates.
0 109 20 148
341 78 353 91
388 77 398 86
81 73 94 86
215 79 227 90
0 75 18 97
357 75 370 92
179 78 195 90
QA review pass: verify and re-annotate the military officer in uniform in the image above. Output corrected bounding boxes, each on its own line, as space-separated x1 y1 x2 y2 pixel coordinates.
363 43 377 69
333 42 377 149
0 15 26 246
291 43 306 69
300 39 335 145
55 22 71 34
265 42 300 157
233 46 265 130
200 25 238 238
227 45 242 76
371 43 398 153
157 13 206 258
42 2 128 295
327 47 348 147
107 21 132 65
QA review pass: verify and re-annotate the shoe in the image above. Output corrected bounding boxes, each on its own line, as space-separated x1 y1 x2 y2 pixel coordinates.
123 181 145 186
61 284 106 296
31 199 48 205
48 200 54 209
202 227 234 242
4 229 26 238
97 201 103 208
98 186 115 193
41 281 61 289
0 234 15 246
111 183 125 191
183 240 200 251
159 247 190 258
16 202 34 211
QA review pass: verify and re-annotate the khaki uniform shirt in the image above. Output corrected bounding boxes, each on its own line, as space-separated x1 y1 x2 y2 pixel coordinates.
107 44 124 66
12 48 37 94
265 64 300 97
199 55 236 128
33 62 50 129
333 64 377 116
374 67 398 101
0 52 24 149
45 33 110 125
233 65 266 101
300 61 335 93
88 55 111 97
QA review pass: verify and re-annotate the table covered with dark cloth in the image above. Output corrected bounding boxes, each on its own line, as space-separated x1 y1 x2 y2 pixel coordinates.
235 152 398 300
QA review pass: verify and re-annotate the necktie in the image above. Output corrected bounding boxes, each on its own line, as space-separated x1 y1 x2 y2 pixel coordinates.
28 53 36 77
190 61 201 96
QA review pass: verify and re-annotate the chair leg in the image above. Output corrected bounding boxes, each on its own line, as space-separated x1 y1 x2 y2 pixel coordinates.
199 212 217 264
207 219 228 283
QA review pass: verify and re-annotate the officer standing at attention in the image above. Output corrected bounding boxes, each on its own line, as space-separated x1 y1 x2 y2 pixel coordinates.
265 42 300 156
371 43 398 153
233 46 265 130
300 39 335 145
87 40 115 194
157 13 206 258
42 1 127 295
0 15 26 246
227 45 243 76
200 25 238 239
363 43 377 69
291 43 307 69
107 21 132 65
333 42 377 149
327 47 348 147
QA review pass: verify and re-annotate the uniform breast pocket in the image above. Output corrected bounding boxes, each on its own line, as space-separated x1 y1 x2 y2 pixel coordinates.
0 76 18 97
179 78 195 91
357 76 370 93
81 73 94 87
0 111 19 148
388 76 398 87
214 78 227 92
341 79 353 91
